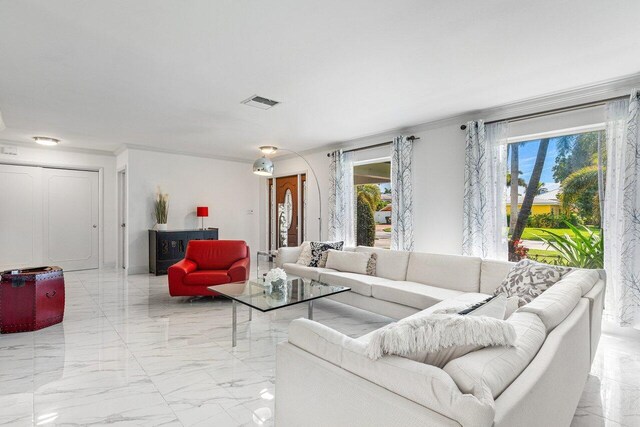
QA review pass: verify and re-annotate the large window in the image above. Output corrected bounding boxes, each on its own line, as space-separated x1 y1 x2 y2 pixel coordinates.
354 160 391 248
506 129 605 268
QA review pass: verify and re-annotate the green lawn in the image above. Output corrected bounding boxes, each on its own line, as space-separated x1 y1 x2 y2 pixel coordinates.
511 227 601 242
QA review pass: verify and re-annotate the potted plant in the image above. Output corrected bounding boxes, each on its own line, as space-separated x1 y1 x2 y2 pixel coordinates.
154 189 169 231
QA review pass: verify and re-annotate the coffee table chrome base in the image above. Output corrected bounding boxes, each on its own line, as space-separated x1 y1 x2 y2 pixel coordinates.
232 301 254 347
231 300 313 347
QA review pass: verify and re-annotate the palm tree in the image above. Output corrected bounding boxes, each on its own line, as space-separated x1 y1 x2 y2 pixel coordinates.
508 145 522 234
506 172 527 188
559 165 601 225
509 139 550 261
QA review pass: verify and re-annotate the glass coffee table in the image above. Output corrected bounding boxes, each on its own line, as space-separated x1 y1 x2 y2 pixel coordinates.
210 277 350 347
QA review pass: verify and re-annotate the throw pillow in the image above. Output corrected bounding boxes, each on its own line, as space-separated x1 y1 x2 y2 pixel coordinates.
493 259 571 307
325 250 371 275
309 241 344 267
366 253 377 276
318 251 329 268
366 313 516 368
296 242 312 265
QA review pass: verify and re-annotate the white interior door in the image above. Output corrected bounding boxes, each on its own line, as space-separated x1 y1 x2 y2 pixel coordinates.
43 168 99 270
117 169 127 269
0 164 43 270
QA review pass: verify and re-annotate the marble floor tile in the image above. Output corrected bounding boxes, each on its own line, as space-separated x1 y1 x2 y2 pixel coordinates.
1 268 639 426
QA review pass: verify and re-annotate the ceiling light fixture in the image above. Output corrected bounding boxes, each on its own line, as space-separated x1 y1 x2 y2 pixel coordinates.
33 136 60 146
259 146 278 155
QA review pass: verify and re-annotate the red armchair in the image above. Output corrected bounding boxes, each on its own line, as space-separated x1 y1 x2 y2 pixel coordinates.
168 240 250 297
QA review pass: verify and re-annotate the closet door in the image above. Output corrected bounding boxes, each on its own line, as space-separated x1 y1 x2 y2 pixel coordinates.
43 168 99 270
0 164 43 270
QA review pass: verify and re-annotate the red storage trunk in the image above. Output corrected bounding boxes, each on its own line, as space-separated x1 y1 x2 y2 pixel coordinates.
0 266 65 333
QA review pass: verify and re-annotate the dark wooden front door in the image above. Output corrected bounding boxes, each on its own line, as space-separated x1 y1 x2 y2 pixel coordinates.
276 175 299 247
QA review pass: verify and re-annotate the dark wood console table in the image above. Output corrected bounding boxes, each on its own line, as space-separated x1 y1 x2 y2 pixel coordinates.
148 229 219 275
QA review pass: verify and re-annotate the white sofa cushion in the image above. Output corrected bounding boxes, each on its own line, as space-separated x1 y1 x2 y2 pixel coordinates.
357 293 492 341
355 246 410 281
480 259 514 294
325 250 371 275
287 318 496 426
443 311 546 401
558 268 600 296
319 272 392 297
283 263 335 281
406 252 482 293
276 246 303 267
517 280 583 332
371 281 463 310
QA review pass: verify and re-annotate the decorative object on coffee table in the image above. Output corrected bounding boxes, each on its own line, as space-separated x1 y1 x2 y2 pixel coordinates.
0 266 65 333
196 206 208 230
154 188 169 231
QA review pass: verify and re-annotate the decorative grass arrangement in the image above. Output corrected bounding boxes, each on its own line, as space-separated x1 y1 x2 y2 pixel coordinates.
154 189 169 225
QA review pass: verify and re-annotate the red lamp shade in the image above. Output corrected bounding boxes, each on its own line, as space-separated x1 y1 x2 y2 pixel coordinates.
196 207 209 217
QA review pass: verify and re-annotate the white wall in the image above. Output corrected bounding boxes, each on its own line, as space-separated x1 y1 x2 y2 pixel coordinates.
0 142 118 266
124 149 261 274
260 99 620 256
260 123 468 254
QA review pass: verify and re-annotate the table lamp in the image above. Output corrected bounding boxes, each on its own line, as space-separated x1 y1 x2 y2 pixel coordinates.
196 206 209 230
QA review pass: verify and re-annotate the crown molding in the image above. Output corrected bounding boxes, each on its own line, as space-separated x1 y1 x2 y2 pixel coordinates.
0 138 116 156
116 144 253 164
277 72 640 160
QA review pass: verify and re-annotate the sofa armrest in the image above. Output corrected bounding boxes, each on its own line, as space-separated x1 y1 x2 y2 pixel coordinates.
276 246 303 267
168 259 197 283
287 319 494 426
228 257 250 282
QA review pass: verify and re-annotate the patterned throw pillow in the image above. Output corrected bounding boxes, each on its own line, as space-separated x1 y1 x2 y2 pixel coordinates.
366 253 377 276
296 242 312 265
309 241 344 267
318 251 329 268
493 259 571 307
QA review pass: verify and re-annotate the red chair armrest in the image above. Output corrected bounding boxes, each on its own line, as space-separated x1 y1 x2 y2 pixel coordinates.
227 257 250 282
168 259 198 283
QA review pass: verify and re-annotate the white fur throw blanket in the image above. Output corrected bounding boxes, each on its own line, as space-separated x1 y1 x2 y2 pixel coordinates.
366 314 517 360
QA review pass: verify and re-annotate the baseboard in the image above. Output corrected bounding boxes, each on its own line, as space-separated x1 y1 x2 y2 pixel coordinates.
126 265 149 275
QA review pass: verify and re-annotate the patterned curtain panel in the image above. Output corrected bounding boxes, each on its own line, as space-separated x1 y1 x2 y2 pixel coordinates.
328 149 356 246
391 136 414 251
604 90 640 327
462 121 509 259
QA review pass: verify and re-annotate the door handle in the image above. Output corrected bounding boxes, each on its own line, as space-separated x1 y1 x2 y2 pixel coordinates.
93 225 97 228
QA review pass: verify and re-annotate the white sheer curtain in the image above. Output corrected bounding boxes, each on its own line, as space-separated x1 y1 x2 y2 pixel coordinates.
328 149 355 246
391 136 414 251
604 91 640 328
462 120 509 259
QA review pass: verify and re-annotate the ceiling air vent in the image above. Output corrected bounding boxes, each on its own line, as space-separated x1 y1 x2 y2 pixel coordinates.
241 95 280 110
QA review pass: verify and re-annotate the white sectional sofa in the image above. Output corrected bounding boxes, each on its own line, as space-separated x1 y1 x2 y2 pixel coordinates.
274 245 606 427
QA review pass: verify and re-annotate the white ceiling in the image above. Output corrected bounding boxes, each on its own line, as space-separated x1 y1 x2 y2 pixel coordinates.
1 0 639 160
